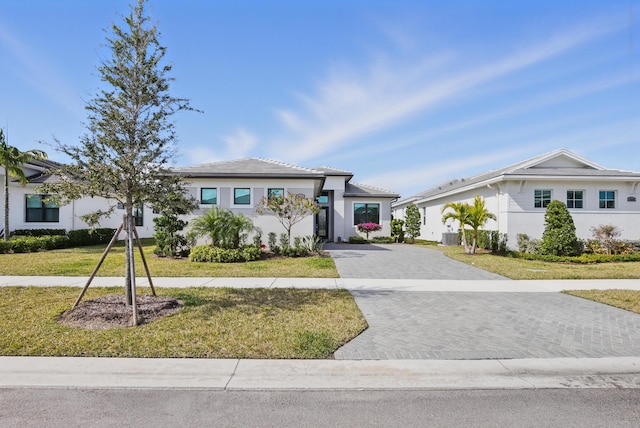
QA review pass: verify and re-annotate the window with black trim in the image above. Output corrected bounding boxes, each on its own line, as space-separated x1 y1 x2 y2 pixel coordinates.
267 188 284 200
133 204 144 226
534 190 552 208
566 190 584 209
599 190 616 209
353 203 380 225
26 195 59 222
201 188 217 204
234 188 251 205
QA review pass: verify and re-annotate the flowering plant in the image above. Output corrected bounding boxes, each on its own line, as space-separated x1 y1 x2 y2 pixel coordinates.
356 222 382 239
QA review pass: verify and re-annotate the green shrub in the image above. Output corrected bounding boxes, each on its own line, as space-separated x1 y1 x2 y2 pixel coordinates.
516 252 640 264
67 228 115 247
268 232 277 251
371 236 393 244
348 236 368 244
390 219 405 243
541 200 580 256
189 245 262 263
280 245 309 257
11 228 66 237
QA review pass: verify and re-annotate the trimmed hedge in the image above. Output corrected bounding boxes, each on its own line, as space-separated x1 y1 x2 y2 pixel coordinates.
189 245 262 263
370 236 394 244
348 236 368 244
0 228 116 254
11 228 67 237
513 252 640 264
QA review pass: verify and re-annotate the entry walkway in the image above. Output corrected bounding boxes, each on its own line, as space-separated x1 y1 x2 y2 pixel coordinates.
324 243 507 279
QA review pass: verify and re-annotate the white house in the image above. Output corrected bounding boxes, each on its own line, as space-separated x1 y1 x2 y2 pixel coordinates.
392 149 640 248
1 157 398 243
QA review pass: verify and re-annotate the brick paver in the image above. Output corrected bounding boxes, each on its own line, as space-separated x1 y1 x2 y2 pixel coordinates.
324 243 507 280
334 292 640 360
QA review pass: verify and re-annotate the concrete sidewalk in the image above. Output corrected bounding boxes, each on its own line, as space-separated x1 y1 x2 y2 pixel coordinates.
2 276 640 390
1 356 640 390
1 276 639 291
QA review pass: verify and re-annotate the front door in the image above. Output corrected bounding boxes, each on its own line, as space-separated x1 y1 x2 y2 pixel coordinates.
316 207 329 240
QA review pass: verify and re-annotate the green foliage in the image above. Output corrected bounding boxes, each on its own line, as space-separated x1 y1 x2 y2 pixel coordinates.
67 228 115 247
443 196 496 254
370 236 394 243
255 192 320 246
404 204 421 242
348 236 368 244
189 245 262 263
390 219 405 243
11 229 67 237
279 246 309 257
152 192 197 257
187 206 254 249
517 234 542 254
301 235 325 252
1 128 48 240
515 252 640 264
294 330 336 358
541 200 580 256
268 232 277 251
589 224 623 255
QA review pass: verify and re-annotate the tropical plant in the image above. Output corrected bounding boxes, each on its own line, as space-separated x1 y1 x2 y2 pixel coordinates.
187 206 254 249
404 204 421 243
152 192 198 257
0 129 47 240
589 224 622 255
466 195 497 254
541 200 580 256
255 192 320 246
441 201 471 253
441 196 496 254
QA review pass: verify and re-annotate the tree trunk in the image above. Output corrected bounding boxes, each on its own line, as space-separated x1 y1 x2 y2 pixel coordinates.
124 213 133 306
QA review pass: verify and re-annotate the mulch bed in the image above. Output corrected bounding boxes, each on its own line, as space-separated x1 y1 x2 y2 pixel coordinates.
58 294 183 330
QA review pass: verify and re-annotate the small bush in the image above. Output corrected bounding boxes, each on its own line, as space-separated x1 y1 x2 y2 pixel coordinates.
390 219 405 243
189 245 261 263
371 236 393 244
268 232 277 251
516 252 640 264
517 234 542 255
280 246 309 258
67 228 115 247
348 236 368 244
11 229 66 237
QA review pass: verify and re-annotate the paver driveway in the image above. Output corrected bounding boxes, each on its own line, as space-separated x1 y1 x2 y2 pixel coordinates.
334 291 640 360
326 243 640 360
324 243 507 280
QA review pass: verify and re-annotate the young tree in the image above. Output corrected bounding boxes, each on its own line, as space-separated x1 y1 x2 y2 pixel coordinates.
255 192 320 246
41 0 197 308
0 129 47 240
541 200 579 256
441 201 471 253
404 203 421 243
466 195 497 254
152 192 198 257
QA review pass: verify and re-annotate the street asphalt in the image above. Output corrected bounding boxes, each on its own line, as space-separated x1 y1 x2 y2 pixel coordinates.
1 243 640 390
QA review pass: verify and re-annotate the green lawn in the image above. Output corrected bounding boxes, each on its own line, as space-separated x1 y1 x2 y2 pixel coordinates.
429 244 640 280
563 289 640 315
0 286 367 359
0 239 338 278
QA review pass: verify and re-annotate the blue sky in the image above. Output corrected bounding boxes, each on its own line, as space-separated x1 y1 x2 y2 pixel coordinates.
1 0 638 197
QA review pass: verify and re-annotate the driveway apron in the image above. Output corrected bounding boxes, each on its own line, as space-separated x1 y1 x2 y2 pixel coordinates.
325 244 640 360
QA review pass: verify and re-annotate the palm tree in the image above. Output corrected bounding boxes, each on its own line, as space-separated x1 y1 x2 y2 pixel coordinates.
0 130 47 240
187 206 254 249
441 201 471 254
466 195 497 254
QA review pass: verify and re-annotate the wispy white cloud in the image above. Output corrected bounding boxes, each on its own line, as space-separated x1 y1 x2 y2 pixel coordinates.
0 23 80 114
222 128 258 158
267 15 625 164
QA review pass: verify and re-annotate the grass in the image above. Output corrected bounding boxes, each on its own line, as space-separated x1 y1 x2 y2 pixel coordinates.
0 239 338 278
422 244 640 280
563 290 640 315
0 286 367 359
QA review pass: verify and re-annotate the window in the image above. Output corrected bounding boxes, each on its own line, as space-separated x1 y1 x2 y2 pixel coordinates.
234 188 251 205
534 190 552 208
26 195 59 222
599 190 616 209
267 188 284 200
317 192 329 204
133 204 144 227
566 190 584 209
201 188 217 205
422 207 426 225
353 203 380 225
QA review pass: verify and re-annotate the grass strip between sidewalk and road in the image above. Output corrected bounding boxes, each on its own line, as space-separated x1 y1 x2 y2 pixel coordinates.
563 289 640 315
0 286 367 359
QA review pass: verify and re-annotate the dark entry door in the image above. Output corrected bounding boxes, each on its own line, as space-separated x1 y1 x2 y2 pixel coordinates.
316 207 329 240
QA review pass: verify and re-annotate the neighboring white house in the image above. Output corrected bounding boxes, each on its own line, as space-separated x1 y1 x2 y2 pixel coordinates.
392 149 640 248
1 158 399 242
